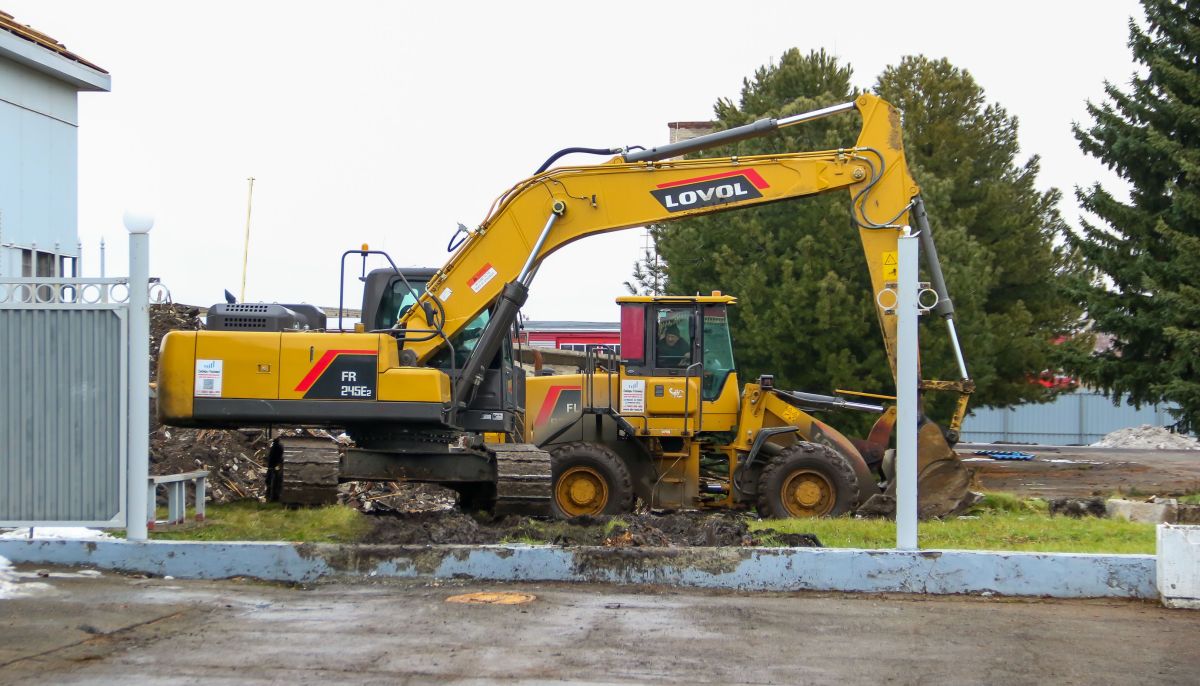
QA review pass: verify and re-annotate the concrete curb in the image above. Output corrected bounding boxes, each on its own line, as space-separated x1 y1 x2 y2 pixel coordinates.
0 540 1156 599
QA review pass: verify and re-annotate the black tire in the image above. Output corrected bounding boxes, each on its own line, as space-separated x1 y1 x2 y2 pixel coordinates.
549 442 635 519
756 442 861 519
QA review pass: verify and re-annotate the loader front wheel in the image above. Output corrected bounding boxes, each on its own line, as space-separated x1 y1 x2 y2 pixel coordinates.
549 442 634 518
757 443 860 518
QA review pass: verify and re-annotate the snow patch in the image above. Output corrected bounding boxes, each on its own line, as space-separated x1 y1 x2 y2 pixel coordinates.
1091 425 1200 450
0 527 115 541
0 555 17 599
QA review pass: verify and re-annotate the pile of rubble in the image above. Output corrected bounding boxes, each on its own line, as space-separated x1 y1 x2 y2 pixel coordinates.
1091 424 1200 450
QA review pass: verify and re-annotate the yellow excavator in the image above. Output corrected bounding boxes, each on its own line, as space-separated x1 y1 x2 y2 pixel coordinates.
157 93 976 518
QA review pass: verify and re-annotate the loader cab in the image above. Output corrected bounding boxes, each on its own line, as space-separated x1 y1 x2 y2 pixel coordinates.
616 293 741 431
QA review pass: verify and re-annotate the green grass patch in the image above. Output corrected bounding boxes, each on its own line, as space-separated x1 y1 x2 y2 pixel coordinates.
150 501 369 543
1179 493 1200 505
974 492 1048 514
752 501 1155 554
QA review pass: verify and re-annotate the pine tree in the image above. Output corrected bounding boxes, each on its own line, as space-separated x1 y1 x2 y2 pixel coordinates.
875 57 1083 410
1062 0 1200 431
654 50 884 409
647 49 1082 425
624 240 666 296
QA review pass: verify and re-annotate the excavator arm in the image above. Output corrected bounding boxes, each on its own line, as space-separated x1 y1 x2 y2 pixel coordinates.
397 94 971 432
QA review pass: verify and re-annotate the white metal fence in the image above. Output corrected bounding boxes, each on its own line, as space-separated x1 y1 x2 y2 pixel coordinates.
0 223 154 536
0 278 129 526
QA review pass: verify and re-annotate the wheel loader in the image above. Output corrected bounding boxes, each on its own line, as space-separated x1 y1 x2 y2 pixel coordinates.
156 93 976 518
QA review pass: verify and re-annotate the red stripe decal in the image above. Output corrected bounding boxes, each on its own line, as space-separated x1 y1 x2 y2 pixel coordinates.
467 263 492 287
655 168 769 190
294 349 376 392
534 385 580 428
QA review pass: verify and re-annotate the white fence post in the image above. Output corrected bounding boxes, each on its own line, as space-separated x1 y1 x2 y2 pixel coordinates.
125 211 153 541
895 227 919 551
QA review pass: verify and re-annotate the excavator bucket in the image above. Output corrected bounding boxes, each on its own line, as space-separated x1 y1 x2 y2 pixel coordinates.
857 410 980 519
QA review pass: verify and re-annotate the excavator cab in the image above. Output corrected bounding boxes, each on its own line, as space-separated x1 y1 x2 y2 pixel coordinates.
360 267 525 437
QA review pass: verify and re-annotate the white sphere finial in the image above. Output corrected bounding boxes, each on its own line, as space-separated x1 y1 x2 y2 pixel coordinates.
123 209 155 234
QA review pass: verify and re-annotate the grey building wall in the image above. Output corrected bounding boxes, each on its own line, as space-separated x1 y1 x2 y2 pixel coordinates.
0 22 109 279
0 58 79 276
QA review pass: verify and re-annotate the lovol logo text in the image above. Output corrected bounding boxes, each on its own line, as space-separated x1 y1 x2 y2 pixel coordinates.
650 170 768 213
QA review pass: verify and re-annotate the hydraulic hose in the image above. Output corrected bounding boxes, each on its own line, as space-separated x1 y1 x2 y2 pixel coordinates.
535 147 621 174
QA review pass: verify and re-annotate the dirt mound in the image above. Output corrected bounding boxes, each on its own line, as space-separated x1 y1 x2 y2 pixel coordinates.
361 510 822 548
149 303 202 379
150 426 272 502
1091 425 1199 450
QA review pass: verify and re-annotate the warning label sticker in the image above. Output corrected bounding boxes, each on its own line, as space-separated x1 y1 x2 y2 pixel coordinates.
882 251 898 280
195 359 223 397
467 264 498 293
620 379 645 414
439 287 453 302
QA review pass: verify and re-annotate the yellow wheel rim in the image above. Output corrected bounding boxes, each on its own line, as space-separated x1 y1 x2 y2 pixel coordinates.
780 469 835 517
555 466 609 516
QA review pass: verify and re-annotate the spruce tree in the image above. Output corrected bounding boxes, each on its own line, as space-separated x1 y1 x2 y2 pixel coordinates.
1062 0 1200 431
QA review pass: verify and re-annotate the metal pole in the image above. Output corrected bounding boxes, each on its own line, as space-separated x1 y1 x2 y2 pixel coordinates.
895 227 919 551
240 177 255 302
125 210 154 542
100 238 106 277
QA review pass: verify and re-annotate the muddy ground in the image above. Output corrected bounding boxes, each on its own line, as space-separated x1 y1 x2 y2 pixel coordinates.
361 509 821 547
968 445 1200 499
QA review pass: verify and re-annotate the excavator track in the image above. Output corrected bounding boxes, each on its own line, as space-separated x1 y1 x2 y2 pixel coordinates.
489 443 552 517
266 437 341 507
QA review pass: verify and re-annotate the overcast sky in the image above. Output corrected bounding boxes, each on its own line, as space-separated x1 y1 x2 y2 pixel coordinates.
7 0 1140 321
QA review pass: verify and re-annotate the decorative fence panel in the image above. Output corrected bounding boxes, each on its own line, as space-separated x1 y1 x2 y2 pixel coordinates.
0 279 127 526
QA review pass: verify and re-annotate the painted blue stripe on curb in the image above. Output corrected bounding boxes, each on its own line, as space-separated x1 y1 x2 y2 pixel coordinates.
0 540 1157 599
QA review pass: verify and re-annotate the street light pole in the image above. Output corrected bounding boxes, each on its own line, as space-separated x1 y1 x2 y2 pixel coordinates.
240 177 255 303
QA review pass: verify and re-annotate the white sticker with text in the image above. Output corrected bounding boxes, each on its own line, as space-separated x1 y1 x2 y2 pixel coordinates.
195 359 223 397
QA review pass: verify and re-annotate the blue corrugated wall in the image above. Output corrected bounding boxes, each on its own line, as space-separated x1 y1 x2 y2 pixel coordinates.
961 389 1180 445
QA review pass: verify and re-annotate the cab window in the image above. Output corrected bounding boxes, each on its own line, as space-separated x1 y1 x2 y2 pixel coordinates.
701 306 736 401
654 308 693 368
430 309 491 369
375 280 426 330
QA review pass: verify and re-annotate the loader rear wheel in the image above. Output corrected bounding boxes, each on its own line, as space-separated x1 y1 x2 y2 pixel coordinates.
549 442 634 518
757 442 860 519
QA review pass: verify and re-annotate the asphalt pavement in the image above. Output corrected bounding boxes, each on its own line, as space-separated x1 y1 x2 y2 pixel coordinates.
1 567 1197 685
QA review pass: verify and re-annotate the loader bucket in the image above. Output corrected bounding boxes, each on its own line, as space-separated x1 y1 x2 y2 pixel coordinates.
857 417 979 519
914 420 979 517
